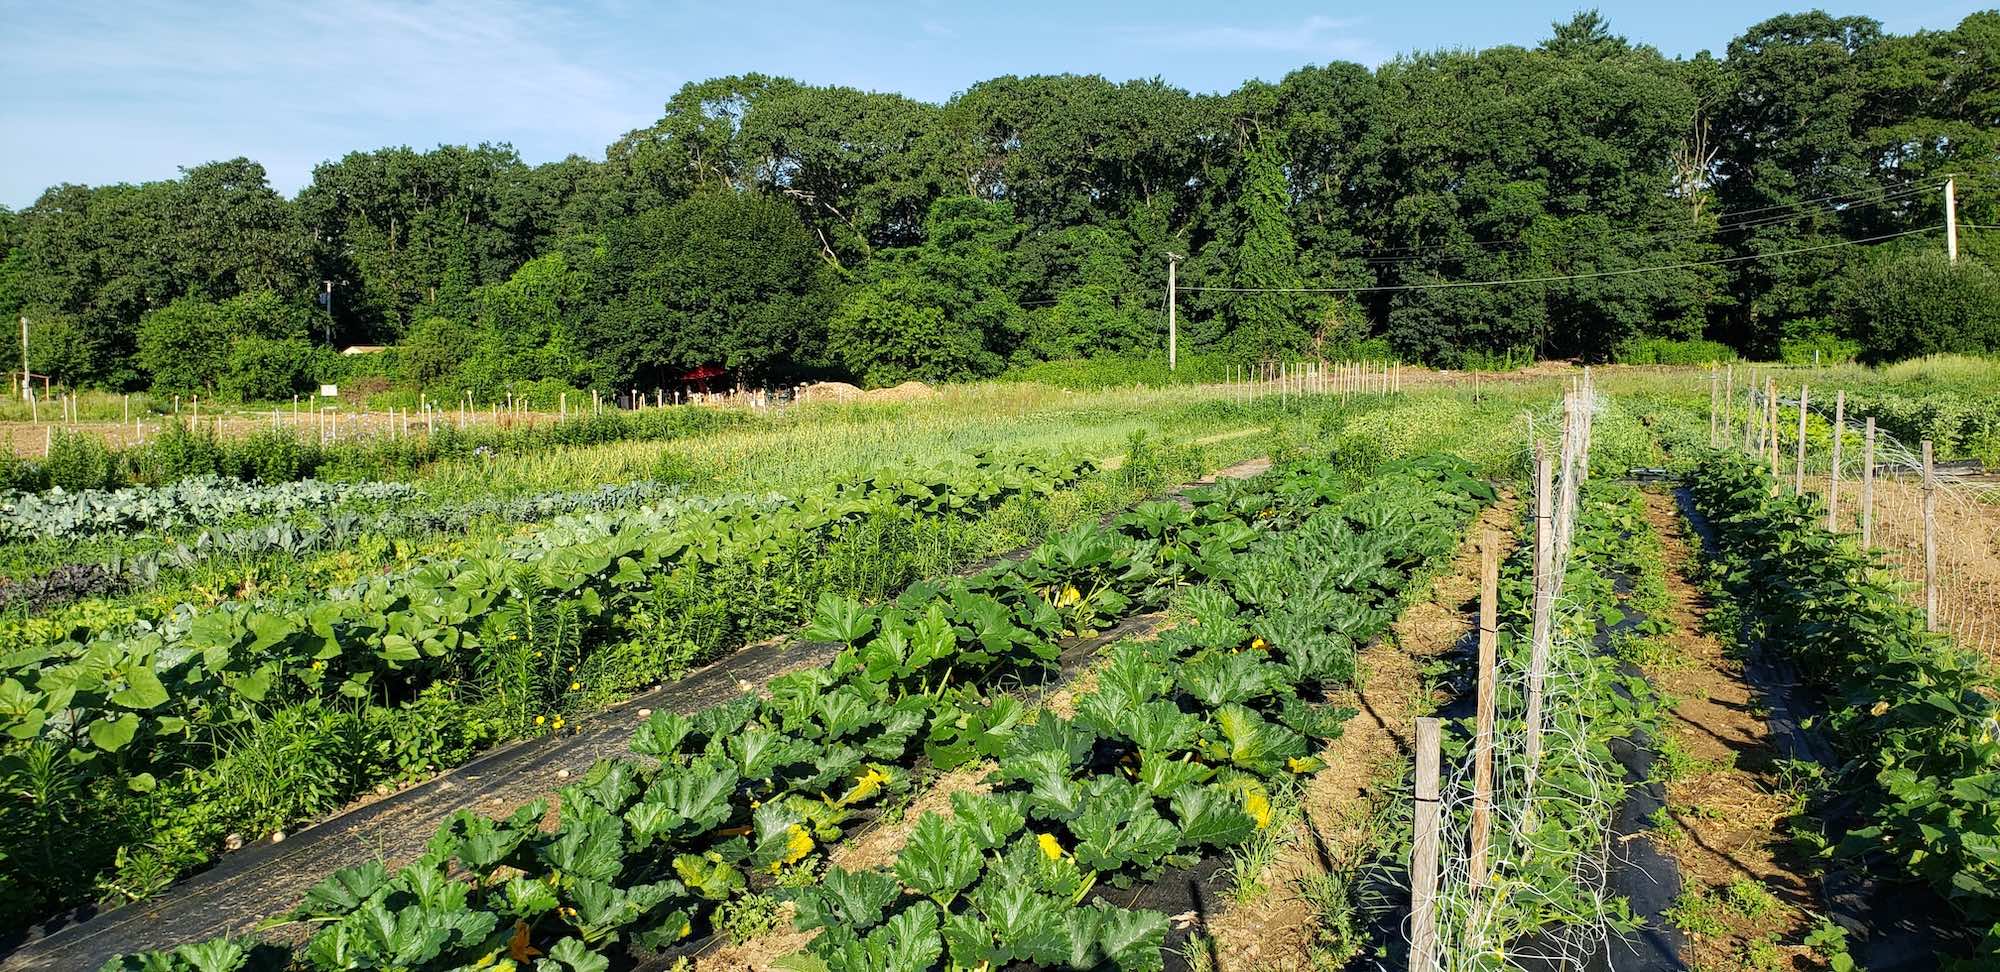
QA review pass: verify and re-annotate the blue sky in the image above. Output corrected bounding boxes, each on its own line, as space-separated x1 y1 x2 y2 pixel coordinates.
1 0 1986 207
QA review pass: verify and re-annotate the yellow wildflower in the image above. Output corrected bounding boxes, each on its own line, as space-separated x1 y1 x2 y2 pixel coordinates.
1250 637 1268 651
569 681 582 691
1038 832 1065 860
535 715 546 726
552 716 565 730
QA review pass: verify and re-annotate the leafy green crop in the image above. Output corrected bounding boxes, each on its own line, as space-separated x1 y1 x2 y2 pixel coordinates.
1686 448 2000 960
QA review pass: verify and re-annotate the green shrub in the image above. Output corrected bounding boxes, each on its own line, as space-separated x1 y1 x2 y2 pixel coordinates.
1778 333 1863 366
1614 336 1738 365
0 451 44 492
133 419 225 484
43 430 121 491
226 429 322 483
219 337 316 403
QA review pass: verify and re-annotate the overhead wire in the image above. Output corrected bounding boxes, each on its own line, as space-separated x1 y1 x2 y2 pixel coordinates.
1350 179 1943 260
1178 225 1942 295
1346 182 1939 266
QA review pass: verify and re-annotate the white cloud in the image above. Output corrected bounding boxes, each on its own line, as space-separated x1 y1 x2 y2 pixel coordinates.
1121 14 1386 63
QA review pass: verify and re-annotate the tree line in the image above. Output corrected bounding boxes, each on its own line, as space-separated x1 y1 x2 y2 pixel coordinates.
0 10 1995 400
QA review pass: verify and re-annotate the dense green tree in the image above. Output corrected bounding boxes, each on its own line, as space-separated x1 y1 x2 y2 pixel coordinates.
829 196 1022 383
5 9 1998 388
580 190 837 387
1841 247 2000 358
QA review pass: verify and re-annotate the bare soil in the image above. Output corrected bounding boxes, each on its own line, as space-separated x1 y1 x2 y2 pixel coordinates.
1638 491 1827 972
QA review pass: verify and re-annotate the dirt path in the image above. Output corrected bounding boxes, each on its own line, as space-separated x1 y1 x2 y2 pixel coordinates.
1201 492 1521 971
1636 491 1833 972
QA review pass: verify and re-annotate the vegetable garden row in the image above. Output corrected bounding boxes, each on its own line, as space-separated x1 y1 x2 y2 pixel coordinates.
1682 447 2000 961
0 448 1171 933
85 446 1499 971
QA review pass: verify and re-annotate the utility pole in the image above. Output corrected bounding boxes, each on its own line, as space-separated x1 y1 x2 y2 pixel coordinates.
1945 176 1958 265
1165 253 1181 372
18 316 26 400
321 280 335 344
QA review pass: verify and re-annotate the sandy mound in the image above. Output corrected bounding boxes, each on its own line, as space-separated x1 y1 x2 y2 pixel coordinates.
798 381 864 402
866 380 936 401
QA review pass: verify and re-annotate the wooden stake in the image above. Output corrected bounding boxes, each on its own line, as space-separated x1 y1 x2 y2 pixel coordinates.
1709 367 1719 446
1724 363 1733 439
1794 384 1809 495
1828 391 1845 531
1468 530 1500 889
1766 378 1780 487
1923 440 1938 631
1862 418 1877 548
1410 717 1442 972
1524 448 1556 798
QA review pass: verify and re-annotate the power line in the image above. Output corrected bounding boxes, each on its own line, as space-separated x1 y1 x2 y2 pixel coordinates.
1346 182 1937 266
1179 225 1940 295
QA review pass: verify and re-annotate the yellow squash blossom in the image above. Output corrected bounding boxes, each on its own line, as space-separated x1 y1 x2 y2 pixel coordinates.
1038 832 1066 860
841 766 891 806
1250 637 1268 651
772 824 815 873
1244 790 1273 829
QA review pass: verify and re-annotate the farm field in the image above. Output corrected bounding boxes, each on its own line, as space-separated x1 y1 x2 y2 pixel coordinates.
0 362 1992 971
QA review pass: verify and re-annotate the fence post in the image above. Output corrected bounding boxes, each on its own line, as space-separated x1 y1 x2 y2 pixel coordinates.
1923 440 1938 631
1524 448 1556 800
1724 363 1733 440
1411 717 1442 972
1828 391 1845 531
1469 530 1500 890
1766 378 1780 491
1709 367 1719 446
1794 385 1809 495
1862 418 1877 548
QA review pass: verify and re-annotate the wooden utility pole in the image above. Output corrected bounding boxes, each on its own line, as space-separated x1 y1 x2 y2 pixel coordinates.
1946 176 1959 265
1165 253 1181 372
1469 530 1500 889
1828 391 1845 531
1862 418 1877 548
1923 440 1938 631
17 315 27 400
1410 717 1442 972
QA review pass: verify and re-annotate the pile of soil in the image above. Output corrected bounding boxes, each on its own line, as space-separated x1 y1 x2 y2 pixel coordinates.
797 381 864 402
867 381 936 401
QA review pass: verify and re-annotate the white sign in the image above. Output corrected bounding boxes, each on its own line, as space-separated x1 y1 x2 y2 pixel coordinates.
320 385 339 398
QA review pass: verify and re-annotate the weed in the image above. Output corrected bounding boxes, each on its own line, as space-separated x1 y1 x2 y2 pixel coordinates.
713 891 785 943
1665 887 1730 937
1724 878 1780 922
